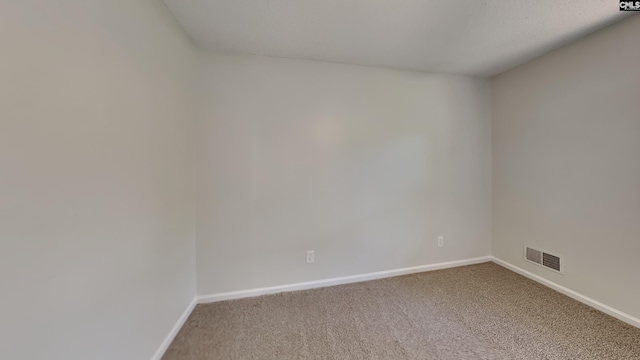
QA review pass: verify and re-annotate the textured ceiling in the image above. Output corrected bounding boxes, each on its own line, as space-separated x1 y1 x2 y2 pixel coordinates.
163 0 629 76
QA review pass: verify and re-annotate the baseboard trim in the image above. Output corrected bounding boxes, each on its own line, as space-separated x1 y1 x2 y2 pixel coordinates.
492 256 640 329
197 256 492 304
151 297 197 360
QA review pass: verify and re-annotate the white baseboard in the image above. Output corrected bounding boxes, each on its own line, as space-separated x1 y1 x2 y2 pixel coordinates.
492 256 640 329
197 256 492 304
151 297 197 360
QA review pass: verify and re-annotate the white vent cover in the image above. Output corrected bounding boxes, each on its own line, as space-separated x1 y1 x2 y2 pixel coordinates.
524 246 564 274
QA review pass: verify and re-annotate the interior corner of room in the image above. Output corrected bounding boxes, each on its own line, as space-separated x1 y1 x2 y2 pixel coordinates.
1 1 638 359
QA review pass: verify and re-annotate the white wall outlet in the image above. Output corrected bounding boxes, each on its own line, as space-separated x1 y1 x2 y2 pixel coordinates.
306 250 315 263
437 236 444 247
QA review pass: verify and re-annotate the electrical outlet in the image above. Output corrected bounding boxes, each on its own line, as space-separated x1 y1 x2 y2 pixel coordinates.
438 236 444 247
306 250 315 263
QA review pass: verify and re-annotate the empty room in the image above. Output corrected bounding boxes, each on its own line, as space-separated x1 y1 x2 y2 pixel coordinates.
1 1 639 359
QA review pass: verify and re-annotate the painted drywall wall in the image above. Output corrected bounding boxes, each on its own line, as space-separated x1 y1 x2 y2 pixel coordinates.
492 15 640 320
0 1 196 359
196 53 492 296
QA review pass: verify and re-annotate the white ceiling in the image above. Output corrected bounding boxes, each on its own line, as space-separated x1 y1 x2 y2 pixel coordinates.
163 0 629 77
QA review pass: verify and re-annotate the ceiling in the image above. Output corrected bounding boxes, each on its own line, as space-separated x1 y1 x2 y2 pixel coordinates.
163 0 629 77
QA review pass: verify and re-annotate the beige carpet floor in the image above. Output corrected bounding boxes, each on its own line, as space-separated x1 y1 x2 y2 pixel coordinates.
163 262 640 360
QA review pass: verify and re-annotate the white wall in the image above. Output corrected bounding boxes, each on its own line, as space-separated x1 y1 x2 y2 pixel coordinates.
492 15 640 320
196 53 492 296
0 1 196 359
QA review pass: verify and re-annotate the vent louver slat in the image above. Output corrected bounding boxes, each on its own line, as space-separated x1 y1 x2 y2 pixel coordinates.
525 247 542 264
542 253 561 272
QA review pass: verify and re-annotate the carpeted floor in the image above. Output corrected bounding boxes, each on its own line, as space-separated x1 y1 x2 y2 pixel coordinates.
163 262 640 360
